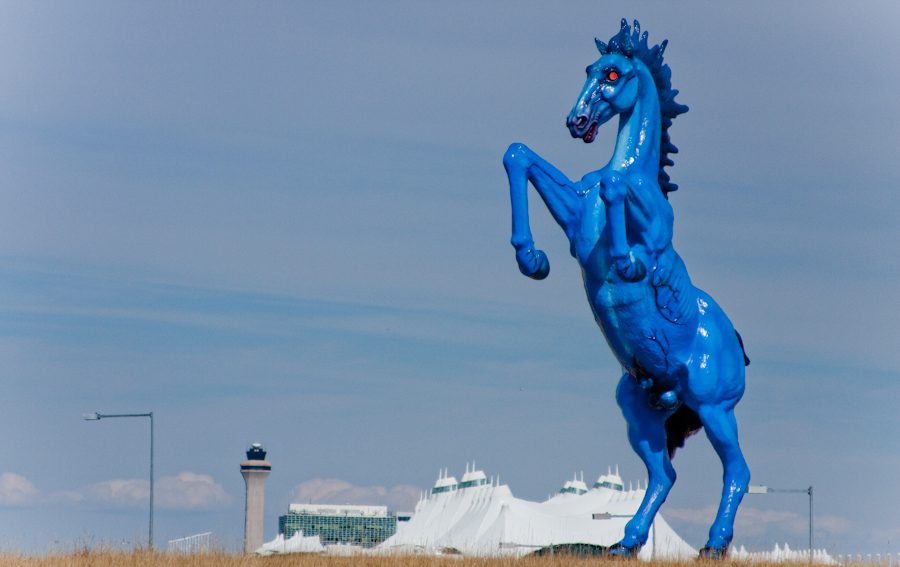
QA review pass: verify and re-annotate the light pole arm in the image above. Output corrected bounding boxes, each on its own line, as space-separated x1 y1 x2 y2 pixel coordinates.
96 413 153 419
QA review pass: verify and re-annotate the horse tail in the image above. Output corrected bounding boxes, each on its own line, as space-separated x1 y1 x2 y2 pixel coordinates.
665 405 703 459
734 330 750 367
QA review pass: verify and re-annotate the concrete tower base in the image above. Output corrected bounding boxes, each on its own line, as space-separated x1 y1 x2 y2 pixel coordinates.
240 444 272 554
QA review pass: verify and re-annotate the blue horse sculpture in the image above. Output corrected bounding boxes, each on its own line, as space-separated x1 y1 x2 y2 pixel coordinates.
503 19 750 558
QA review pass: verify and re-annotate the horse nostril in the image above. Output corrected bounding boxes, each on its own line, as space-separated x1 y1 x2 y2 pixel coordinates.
575 115 588 129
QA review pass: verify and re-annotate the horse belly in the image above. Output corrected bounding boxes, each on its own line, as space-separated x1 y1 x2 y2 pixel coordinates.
681 294 747 405
589 281 681 378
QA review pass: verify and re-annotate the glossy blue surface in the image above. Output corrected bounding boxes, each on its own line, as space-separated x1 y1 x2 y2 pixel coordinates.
503 19 750 558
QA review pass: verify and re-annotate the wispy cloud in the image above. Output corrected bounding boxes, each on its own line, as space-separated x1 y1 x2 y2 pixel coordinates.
78 472 231 510
289 478 421 512
0 472 39 507
157 472 232 509
24 472 232 511
664 505 849 539
83 477 148 507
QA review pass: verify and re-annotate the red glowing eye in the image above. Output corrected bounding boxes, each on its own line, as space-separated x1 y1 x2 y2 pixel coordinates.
608 71 619 81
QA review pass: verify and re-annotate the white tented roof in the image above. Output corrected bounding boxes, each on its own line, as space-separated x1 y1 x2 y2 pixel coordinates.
593 465 625 491
379 465 696 559
256 531 325 555
559 472 589 495
432 468 458 492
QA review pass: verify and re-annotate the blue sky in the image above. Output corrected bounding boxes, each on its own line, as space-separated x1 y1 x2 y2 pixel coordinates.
1 0 899 556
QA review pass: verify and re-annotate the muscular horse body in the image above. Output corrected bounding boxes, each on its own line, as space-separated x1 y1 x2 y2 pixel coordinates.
503 20 750 558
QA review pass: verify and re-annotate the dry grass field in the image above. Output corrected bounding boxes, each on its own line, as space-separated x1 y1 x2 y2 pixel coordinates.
0 553 551 567
0 551 847 567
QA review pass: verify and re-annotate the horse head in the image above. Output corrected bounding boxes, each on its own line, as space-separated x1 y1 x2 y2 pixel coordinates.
567 19 643 144
566 19 688 198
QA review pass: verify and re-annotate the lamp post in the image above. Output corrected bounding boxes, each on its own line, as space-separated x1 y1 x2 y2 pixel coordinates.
83 411 154 548
748 484 813 563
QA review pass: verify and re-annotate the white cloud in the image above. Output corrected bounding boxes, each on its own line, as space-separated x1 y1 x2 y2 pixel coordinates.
289 478 421 512
86 478 149 507
812 514 850 536
74 472 230 510
0 472 39 507
156 472 231 510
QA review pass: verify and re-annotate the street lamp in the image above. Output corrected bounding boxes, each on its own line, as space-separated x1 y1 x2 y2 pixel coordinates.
83 411 154 548
748 484 813 563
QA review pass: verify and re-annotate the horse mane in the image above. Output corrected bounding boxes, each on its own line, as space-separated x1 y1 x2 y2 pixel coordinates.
596 19 689 198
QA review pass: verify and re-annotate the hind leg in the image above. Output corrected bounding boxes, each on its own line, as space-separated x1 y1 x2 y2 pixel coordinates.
697 403 750 557
612 374 676 556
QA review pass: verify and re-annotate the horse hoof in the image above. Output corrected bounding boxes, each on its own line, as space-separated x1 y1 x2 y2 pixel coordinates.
517 248 550 280
698 546 728 560
606 542 641 558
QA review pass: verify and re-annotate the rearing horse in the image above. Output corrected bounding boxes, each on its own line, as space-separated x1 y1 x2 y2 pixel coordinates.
503 19 750 558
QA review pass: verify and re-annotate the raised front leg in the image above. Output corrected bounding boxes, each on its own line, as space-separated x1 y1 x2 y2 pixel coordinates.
612 374 677 557
596 171 646 282
503 143 581 279
697 403 750 558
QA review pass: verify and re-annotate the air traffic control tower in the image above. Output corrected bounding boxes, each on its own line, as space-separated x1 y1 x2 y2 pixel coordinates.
240 443 271 554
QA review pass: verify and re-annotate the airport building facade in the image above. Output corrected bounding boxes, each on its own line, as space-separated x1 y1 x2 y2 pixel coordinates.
278 504 397 548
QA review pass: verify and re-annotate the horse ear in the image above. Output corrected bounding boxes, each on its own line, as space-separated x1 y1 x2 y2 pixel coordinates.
595 38 608 54
621 32 634 57
615 18 634 56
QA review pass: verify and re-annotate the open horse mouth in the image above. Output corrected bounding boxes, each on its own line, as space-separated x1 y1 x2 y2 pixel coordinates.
567 112 602 143
583 122 598 143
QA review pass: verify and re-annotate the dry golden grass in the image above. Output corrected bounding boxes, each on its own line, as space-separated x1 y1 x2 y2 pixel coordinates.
0 551 856 567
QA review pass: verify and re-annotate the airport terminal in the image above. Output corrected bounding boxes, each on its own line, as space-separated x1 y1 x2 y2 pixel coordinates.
244 447 836 562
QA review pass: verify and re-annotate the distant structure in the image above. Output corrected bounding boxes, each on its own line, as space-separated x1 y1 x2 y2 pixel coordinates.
167 531 212 554
262 463 692 558
593 465 625 491
241 443 272 554
256 462 837 562
279 503 397 548
558 472 589 495
732 543 837 564
380 463 696 559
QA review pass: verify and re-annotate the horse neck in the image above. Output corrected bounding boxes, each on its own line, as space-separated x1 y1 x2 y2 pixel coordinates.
608 63 660 176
